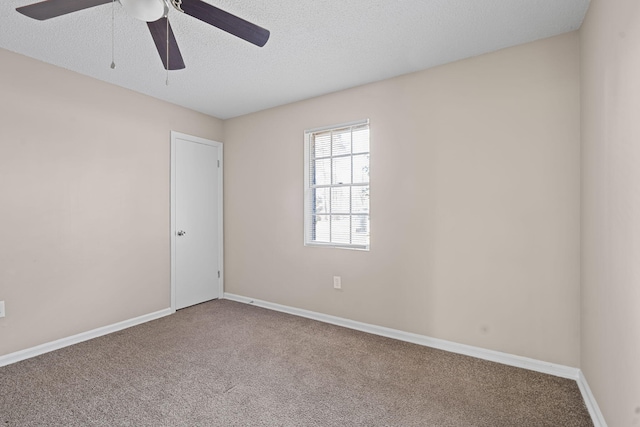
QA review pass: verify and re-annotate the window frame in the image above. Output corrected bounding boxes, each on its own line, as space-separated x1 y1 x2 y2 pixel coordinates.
304 119 370 251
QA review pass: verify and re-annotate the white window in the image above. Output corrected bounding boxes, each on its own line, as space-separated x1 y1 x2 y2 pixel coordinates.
304 120 370 250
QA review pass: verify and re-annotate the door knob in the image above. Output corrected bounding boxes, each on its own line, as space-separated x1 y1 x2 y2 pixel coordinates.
177 230 186 236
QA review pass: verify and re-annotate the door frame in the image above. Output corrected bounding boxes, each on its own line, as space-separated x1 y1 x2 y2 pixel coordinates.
170 131 224 313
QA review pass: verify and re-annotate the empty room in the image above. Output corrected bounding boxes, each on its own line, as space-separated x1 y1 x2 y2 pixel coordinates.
0 0 638 425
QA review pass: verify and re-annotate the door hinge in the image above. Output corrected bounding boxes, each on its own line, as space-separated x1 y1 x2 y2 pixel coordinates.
218 160 220 168
218 271 220 278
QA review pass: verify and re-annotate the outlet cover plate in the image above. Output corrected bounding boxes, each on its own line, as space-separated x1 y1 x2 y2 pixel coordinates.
333 276 342 289
0 301 5 318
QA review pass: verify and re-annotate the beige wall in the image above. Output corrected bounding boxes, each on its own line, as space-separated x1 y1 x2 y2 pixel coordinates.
581 0 640 425
0 48 223 356
224 33 581 367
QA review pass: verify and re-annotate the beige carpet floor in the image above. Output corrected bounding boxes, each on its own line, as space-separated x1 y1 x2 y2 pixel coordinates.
0 299 592 426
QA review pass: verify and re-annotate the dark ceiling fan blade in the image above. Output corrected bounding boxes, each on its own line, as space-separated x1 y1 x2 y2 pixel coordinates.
147 17 186 70
179 0 270 47
16 0 112 20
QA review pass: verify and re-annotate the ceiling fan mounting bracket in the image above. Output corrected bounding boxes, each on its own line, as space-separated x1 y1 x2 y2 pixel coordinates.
170 0 184 13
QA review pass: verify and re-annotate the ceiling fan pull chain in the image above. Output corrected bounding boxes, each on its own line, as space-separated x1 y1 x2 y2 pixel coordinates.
110 0 116 69
166 14 170 85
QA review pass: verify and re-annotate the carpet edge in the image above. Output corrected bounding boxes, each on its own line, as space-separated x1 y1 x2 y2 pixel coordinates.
223 293 580 378
223 293 607 425
0 307 173 368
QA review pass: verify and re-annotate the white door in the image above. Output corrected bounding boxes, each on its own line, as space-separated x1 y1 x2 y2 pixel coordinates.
171 132 223 310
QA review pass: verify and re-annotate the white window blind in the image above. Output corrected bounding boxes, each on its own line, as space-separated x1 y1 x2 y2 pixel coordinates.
304 120 370 250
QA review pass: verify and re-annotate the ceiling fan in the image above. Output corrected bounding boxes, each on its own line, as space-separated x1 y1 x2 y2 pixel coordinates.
16 0 270 70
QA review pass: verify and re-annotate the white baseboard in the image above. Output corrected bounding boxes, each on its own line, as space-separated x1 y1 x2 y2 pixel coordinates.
0 307 172 368
577 370 608 427
224 293 608 425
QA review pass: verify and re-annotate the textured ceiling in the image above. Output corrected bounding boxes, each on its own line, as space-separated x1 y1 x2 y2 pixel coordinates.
0 0 591 119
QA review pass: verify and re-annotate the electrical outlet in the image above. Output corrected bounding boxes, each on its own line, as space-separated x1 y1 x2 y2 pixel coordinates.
333 276 342 290
0 301 5 318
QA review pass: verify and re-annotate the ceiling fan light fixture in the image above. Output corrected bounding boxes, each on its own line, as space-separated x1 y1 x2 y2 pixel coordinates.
119 0 168 22
15 0 270 71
